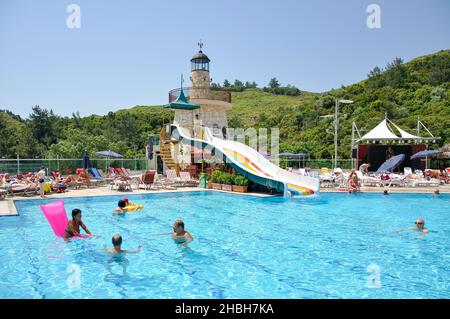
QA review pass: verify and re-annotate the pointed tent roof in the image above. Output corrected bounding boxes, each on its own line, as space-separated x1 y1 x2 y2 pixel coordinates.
360 119 399 140
164 75 200 110
357 116 440 143
389 121 420 139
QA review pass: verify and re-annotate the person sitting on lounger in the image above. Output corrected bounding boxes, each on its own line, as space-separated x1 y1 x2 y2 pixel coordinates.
103 233 141 254
172 220 193 246
359 163 371 174
393 218 429 238
65 209 91 239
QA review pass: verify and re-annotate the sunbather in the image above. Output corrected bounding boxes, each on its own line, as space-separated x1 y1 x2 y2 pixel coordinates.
36 166 47 198
348 169 360 192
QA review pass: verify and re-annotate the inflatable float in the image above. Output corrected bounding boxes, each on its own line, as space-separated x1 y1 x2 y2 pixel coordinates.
123 204 144 212
40 200 91 238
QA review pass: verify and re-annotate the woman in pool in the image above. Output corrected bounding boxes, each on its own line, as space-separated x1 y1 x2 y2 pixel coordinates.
172 220 193 246
65 209 91 240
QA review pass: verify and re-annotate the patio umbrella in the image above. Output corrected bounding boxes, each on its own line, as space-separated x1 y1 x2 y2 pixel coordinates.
82 151 92 169
258 151 274 158
95 151 124 158
410 150 442 160
277 153 309 158
376 154 405 173
95 150 124 170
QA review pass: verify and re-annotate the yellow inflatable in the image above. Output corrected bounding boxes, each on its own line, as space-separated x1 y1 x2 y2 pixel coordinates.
124 204 144 211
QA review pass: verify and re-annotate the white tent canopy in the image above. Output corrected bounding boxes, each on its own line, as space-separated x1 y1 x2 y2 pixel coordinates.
360 119 399 140
357 117 439 143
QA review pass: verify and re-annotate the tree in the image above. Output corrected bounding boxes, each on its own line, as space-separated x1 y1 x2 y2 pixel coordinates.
28 105 60 148
223 79 231 88
268 78 280 88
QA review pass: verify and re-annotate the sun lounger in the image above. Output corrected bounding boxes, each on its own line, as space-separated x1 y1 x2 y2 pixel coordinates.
139 170 161 190
179 171 199 186
355 171 380 187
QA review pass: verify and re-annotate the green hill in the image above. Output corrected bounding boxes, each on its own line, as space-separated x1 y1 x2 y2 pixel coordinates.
0 50 449 160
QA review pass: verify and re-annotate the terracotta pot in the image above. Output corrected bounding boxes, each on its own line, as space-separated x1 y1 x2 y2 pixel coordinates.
232 185 248 193
206 181 213 189
211 183 222 190
221 184 233 191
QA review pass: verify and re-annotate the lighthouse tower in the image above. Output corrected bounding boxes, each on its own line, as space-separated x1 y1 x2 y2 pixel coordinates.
163 42 232 170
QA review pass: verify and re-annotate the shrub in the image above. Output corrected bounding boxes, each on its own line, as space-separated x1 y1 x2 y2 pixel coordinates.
211 170 222 183
234 175 249 186
223 173 235 185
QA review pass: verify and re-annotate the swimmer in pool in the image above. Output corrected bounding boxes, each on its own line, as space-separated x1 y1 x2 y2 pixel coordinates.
103 234 142 254
172 220 193 246
393 218 430 238
114 200 127 214
65 209 91 240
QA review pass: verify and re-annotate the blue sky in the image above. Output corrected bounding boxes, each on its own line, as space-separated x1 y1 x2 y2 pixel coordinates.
0 0 449 118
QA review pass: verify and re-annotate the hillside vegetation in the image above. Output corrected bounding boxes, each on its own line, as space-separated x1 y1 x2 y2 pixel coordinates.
0 50 449 160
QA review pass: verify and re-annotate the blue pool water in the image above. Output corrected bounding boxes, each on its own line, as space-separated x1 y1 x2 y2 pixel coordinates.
0 191 449 299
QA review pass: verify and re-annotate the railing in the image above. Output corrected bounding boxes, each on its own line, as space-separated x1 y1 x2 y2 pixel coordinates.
0 158 150 175
277 158 355 170
168 87 231 103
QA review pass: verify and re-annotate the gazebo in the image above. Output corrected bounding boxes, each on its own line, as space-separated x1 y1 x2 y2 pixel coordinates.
351 116 440 172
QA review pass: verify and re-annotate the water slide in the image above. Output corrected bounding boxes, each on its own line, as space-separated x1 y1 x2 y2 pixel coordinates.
171 124 320 195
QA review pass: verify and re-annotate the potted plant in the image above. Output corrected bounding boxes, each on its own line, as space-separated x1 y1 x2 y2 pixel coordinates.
232 175 249 193
221 172 234 191
210 170 222 190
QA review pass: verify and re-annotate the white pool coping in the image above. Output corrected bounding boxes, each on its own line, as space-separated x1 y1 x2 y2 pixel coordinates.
1 184 448 217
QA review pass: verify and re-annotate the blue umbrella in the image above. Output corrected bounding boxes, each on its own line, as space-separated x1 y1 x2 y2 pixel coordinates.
277 153 309 158
82 151 92 169
95 151 124 159
376 154 405 173
410 150 442 160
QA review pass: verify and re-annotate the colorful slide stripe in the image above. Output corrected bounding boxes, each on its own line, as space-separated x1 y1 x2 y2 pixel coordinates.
222 148 272 178
222 148 315 195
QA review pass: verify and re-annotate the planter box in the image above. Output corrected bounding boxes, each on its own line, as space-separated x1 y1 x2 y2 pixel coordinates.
232 185 248 193
211 183 222 190
206 181 213 189
221 184 233 191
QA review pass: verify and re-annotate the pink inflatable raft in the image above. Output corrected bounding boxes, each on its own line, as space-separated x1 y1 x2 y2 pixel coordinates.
40 200 91 239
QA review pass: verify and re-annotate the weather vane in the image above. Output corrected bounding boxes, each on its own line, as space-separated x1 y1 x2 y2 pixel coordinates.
198 39 203 50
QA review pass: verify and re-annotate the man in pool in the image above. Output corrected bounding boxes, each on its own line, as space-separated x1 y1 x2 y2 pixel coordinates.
65 209 91 239
103 233 142 254
172 220 193 246
394 218 430 238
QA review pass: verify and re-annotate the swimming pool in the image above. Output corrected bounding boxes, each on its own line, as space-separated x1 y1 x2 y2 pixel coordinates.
0 191 449 299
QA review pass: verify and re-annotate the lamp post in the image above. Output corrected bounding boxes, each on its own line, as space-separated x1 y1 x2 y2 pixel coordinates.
334 99 354 168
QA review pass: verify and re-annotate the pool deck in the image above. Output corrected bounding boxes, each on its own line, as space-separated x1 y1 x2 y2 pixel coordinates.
1 184 449 217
